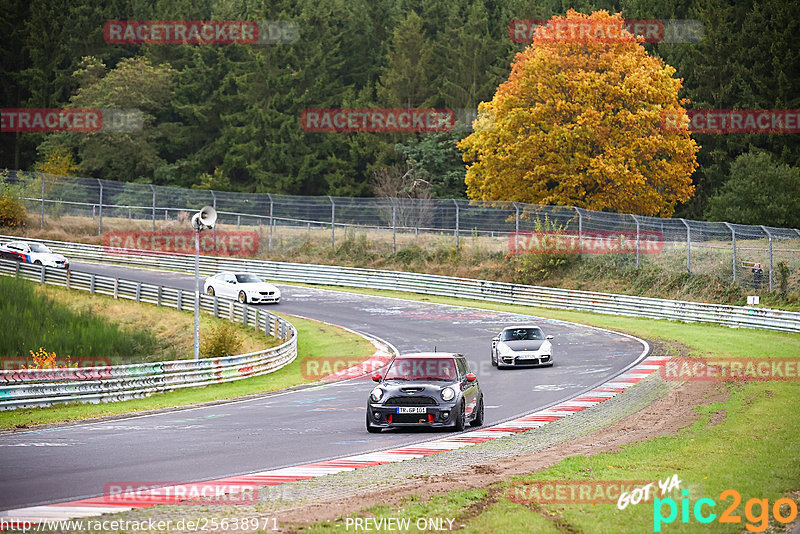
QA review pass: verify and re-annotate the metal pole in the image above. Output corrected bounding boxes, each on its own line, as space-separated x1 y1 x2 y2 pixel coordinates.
329 196 335 248
574 207 583 254
680 218 691 273
453 199 459 247
724 222 736 283
631 214 640 267
150 185 156 231
210 190 217 240
760 225 773 291
194 230 200 360
391 197 397 253
267 193 273 250
96 178 103 235
40 172 45 229
513 202 519 253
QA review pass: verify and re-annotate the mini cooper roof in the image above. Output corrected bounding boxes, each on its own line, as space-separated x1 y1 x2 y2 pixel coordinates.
393 352 464 359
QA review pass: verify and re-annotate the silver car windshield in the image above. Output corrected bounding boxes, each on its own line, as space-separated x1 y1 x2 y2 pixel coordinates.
235 274 262 283
501 328 544 341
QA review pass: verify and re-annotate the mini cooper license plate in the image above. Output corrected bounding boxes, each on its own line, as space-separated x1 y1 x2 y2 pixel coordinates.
397 407 426 414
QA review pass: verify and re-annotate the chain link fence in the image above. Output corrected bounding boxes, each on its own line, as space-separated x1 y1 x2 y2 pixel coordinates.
4 169 799 293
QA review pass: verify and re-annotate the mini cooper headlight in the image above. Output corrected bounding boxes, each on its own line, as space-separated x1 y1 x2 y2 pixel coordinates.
441 387 456 401
370 387 384 402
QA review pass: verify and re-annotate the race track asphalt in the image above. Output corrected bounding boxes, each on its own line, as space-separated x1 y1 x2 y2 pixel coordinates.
0 261 647 510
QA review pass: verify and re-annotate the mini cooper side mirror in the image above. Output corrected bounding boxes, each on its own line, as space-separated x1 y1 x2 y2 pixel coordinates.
465 373 477 382
546 335 554 340
372 374 382 382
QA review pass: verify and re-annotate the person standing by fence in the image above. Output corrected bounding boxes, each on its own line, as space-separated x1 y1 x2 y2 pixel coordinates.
752 263 763 290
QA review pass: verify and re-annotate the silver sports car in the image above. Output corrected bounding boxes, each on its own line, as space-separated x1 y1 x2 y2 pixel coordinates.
491 325 554 368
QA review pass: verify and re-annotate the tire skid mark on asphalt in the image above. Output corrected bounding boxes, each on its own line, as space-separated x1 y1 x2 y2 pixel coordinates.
0 352 669 528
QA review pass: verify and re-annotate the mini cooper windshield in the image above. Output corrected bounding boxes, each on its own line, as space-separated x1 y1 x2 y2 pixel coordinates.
383 357 457 381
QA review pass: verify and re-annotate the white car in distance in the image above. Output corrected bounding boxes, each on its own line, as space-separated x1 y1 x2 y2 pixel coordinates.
491 325 554 369
204 272 281 304
0 241 69 269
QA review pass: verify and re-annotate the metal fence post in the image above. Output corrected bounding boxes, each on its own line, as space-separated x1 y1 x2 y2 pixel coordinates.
210 190 217 240
267 193 273 250
631 214 640 267
40 172 45 229
391 197 397 253
680 218 691 273
760 225 774 291
574 207 583 254
96 178 103 235
513 202 520 253
724 222 736 283
150 185 156 231
329 196 335 248
453 199 460 248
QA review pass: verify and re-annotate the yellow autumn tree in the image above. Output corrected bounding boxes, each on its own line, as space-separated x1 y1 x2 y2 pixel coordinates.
458 10 698 216
35 147 78 177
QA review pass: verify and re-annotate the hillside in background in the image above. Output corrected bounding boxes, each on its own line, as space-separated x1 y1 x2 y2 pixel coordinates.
1 0 798 224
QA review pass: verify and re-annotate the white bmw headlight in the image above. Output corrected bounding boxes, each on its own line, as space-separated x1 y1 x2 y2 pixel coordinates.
441 387 456 401
370 387 384 402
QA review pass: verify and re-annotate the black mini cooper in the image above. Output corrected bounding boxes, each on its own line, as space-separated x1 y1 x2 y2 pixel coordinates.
366 352 484 432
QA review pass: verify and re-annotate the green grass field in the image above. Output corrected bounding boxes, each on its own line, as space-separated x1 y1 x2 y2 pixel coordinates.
0 274 163 361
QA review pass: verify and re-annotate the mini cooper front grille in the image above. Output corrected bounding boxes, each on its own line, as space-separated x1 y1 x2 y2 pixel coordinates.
384 396 437 406
393 413 430 423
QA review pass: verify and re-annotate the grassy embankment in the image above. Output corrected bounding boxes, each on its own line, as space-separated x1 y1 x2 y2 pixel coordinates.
0 275 375 429
279 287 800 534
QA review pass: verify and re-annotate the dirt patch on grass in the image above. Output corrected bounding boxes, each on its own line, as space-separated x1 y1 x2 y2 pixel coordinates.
276 379 728 528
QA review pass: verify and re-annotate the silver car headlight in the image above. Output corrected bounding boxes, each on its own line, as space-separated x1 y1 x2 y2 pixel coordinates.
370 387 384 402
441 387 456 401
497 343 515 356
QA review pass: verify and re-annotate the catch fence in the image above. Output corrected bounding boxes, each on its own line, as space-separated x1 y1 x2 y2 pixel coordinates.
4 170 799 292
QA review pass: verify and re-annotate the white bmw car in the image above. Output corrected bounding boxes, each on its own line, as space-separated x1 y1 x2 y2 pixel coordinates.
203 272 281 304
491 325 554 368
0 241 69 269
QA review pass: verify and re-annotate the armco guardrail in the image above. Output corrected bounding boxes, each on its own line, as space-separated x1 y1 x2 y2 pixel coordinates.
0 259 297 410
3 235 799 334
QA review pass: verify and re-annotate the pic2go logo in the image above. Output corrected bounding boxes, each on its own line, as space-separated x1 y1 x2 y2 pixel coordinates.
654 489 798 532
